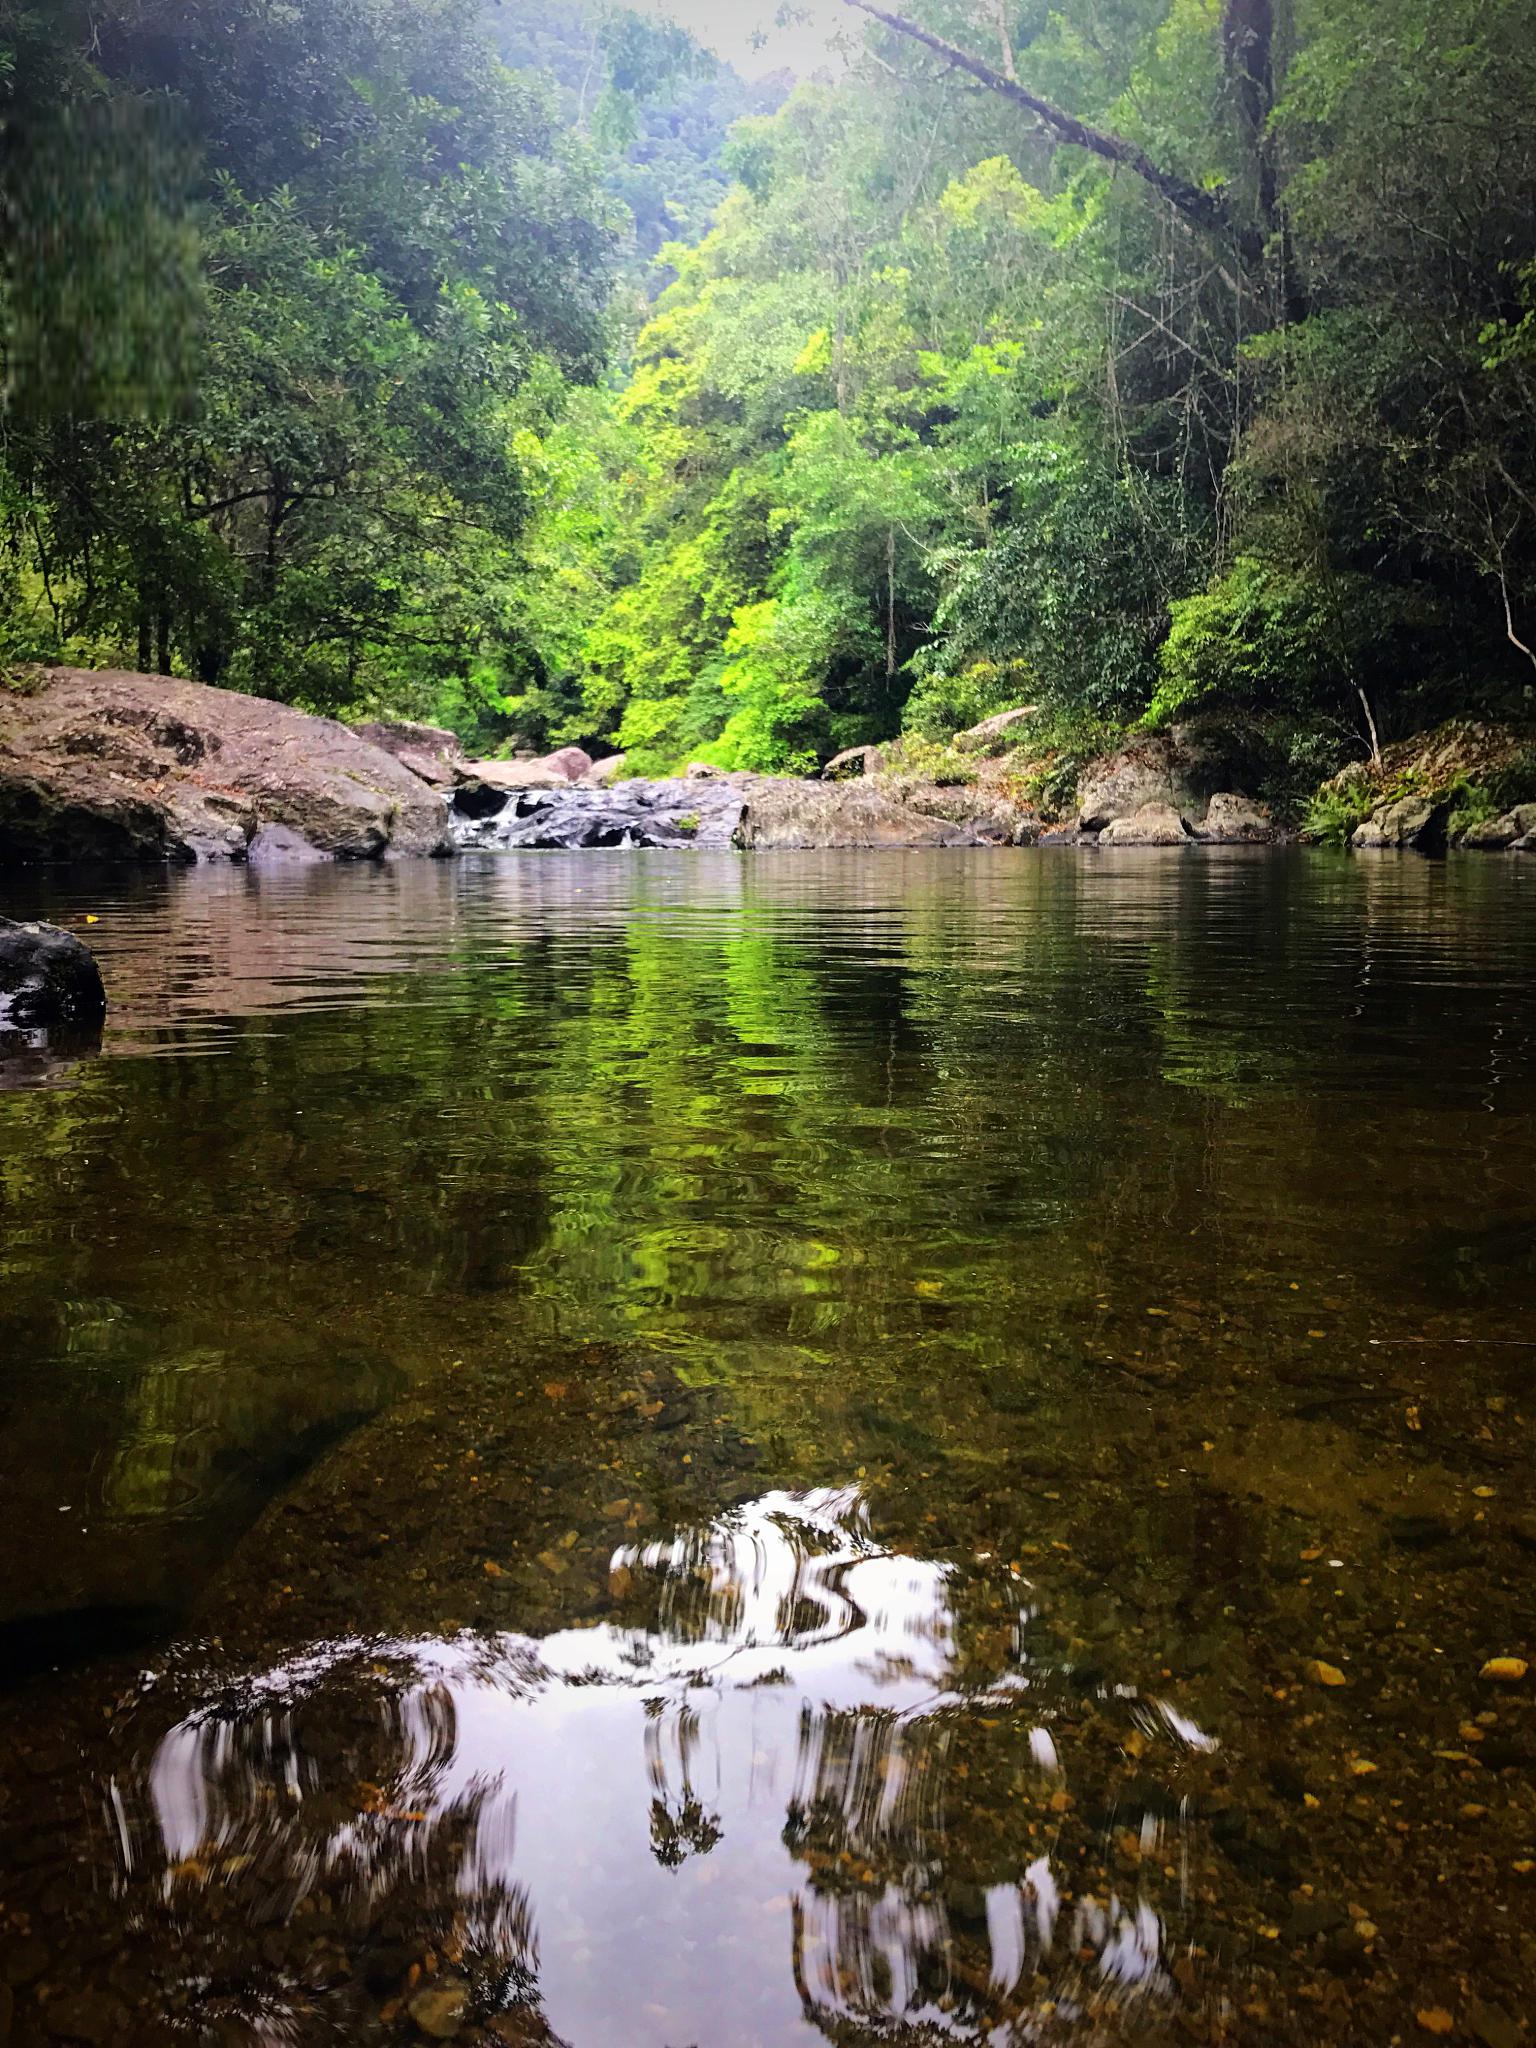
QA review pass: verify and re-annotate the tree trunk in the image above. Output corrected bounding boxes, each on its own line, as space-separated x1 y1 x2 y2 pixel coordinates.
886 526 897 679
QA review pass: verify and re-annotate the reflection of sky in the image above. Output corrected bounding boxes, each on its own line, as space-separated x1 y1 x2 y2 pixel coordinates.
115 1491 1214 2046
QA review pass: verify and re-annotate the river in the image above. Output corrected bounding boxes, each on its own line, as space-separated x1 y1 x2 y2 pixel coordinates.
1 849 1534 2046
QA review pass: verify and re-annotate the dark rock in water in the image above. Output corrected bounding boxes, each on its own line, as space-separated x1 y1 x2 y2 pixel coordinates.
0 668 451 862
0 918 106 1028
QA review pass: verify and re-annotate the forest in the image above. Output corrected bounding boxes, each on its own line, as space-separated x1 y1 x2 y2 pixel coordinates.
6 0 1536 800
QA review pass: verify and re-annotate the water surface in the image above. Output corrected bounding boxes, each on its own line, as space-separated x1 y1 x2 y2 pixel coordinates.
1 851 1534 2046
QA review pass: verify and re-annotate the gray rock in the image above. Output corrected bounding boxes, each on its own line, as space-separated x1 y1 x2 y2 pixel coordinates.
457 746 592 797
954 705 1038 752
0 919 106 1029
1078 737 1205 831
735 779 972 848
1460 814 1522 850
355 719 464 788
1097 803 1193 847
582 753 628 784
451 778 748 850
821 744 886 780
1351 794 1450 852
1195 792 1275 843
684 761 724 779
450 774 986 852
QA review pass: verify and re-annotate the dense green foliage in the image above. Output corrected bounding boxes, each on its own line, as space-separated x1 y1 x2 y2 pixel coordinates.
1 0 623 721
6 0 1536 773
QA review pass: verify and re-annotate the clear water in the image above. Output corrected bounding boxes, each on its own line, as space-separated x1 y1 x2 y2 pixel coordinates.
1 850 1534 2046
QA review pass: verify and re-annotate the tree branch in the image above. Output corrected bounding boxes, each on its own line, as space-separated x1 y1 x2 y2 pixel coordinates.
839 0 1257 261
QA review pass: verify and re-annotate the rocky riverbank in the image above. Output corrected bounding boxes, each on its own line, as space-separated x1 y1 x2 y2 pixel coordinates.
4 668 1533 863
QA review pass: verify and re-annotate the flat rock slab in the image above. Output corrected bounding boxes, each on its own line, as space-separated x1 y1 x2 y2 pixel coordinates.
0 669 451 863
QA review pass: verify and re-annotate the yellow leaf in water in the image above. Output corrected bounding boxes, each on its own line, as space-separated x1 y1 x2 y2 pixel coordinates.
84 914 99 925
1306 1659 1348 1687
1480 1657 1529 1684
542 1382 567 1400
1416 2011 1455 2037
914 1280 943 1296
1473 1486 1496 1499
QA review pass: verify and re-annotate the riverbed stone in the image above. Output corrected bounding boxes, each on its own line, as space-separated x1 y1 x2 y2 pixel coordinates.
39 1987 129 2042
407 1982 468 2039
1097 803 1193 847
0 919 106 1028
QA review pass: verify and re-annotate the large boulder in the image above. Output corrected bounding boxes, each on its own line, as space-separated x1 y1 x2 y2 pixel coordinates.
583 754 628 785
0 918 106 1028
1194 792 1276 844
354 719 464 788
1460 804 1536 851
1352 794 1451 852
954 706 1038 753
1077 735 1208 832
0 669 451 862
455 747 592 800
733 779 973 849
1097 803 1193 847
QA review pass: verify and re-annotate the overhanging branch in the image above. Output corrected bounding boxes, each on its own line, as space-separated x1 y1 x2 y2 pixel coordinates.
840 0 1256 259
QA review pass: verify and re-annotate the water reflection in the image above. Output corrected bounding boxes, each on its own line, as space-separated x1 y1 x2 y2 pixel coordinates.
103 1491 1213 2045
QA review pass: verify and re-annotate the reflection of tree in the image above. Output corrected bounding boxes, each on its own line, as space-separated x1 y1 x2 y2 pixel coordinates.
86 1490 1193 2043
644 1697 723 1868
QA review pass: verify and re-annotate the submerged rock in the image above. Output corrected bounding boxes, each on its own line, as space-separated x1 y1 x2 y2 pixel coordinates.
1097 803 1193 847
0 918 106 1028
0 668 451 863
